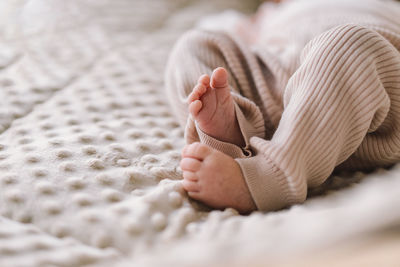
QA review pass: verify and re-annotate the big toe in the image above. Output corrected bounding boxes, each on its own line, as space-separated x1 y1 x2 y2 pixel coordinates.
211 67 229 89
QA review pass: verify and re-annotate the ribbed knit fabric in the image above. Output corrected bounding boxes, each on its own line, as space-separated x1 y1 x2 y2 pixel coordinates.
165 0 400 211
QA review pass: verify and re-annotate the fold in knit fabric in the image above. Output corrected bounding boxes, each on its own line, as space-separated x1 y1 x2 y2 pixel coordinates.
165 0 400 211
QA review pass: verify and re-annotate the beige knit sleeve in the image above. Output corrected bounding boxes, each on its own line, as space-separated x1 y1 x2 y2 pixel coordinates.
236 24 400 211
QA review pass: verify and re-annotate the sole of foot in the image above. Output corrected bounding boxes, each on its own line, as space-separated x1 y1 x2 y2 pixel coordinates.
187 67 244 147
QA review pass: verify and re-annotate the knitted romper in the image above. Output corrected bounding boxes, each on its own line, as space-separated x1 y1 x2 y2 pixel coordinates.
165 0 400 211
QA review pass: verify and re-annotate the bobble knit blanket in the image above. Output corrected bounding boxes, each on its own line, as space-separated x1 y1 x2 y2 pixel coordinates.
0 0 399 266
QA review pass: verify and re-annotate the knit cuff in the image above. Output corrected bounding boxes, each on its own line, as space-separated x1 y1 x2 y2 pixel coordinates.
196 126 250 159
231 92 266 142
235 153 293 211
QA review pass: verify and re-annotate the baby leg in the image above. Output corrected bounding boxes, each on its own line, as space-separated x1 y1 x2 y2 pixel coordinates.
236 24 400 211
165 30 268 147
165 30 269 213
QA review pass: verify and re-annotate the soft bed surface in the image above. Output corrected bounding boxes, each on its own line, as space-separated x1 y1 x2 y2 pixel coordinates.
0 1 399 266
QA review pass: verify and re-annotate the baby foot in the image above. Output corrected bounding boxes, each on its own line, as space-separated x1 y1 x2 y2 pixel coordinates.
188 67 245 147
180 142 256 214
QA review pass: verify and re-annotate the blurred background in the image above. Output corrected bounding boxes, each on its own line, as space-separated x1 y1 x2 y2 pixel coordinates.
0 0 260 129
0 0 261 39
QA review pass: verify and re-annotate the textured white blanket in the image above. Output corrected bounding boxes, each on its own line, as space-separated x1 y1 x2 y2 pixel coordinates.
0 0 399 266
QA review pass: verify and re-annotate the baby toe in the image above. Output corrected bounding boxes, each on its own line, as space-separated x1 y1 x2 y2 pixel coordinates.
187 191 202 199
187 84 203 103
211 67 228 89
182 142 212 161
180 157 202 172
198 74 210 86
189 100 202 117
183 171 198 182
182 179 200 193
